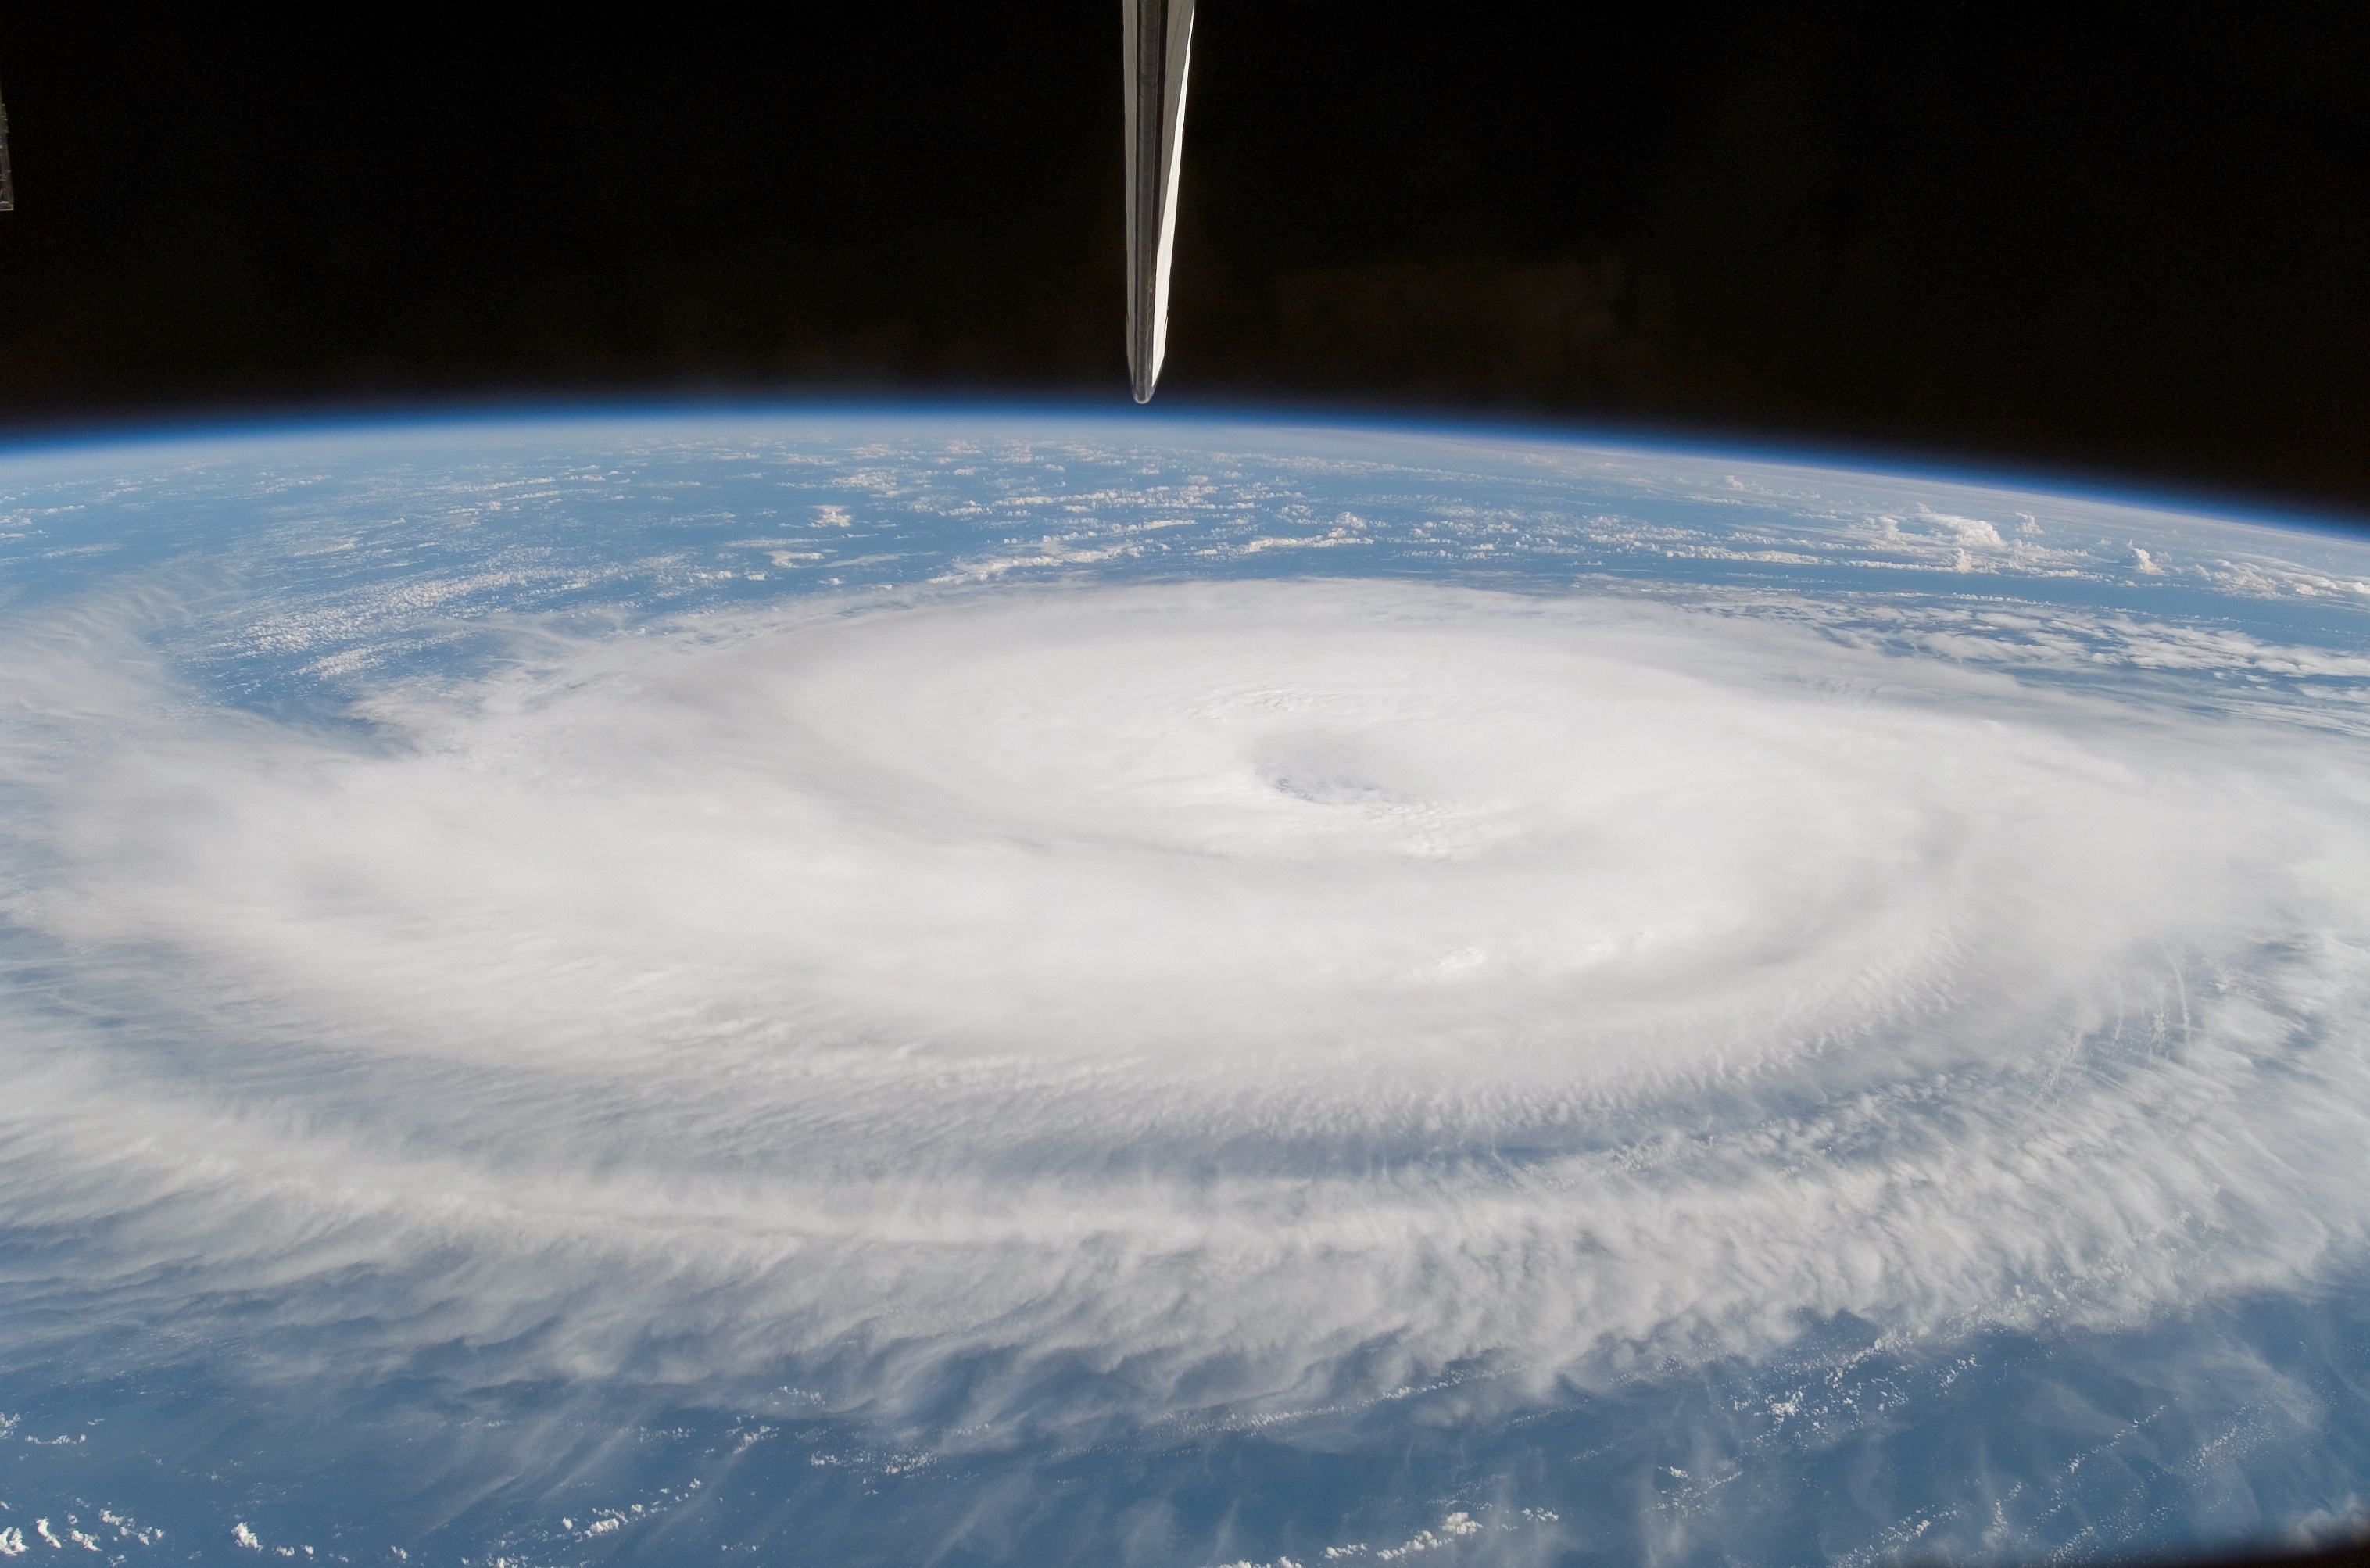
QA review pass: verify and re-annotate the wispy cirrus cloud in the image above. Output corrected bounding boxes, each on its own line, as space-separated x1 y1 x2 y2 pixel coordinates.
2 576 2366 1447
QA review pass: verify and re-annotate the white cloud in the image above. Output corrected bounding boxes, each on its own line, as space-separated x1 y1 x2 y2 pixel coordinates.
0 578 2367 1444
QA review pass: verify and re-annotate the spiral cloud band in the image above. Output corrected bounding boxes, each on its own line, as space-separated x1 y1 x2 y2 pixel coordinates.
9 574 2369 1423
2 417 2368 1563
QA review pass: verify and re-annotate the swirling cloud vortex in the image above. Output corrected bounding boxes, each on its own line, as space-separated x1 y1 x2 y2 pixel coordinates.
6 578 2368 1429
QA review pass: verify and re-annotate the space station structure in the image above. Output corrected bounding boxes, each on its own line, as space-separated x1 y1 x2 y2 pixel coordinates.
1124 0 1193 402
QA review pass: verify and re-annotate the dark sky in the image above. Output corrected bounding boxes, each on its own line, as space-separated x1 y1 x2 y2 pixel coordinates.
2 2 2368 514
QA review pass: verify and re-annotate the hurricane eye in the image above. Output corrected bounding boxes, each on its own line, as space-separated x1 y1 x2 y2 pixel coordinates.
1255 733 1397 806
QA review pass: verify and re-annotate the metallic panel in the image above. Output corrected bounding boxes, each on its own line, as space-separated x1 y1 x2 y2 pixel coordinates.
1123 0 1194 402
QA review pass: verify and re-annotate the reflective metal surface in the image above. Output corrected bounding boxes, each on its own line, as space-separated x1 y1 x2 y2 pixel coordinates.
1123 0 1193 401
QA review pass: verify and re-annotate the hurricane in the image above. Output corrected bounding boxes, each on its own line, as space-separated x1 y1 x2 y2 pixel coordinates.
2 412 2367 1566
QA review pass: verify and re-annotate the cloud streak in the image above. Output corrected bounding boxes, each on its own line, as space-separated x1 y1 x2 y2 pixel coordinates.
2 574 2366 1448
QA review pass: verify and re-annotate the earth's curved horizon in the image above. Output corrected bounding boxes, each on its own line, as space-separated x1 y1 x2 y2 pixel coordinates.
2 406 2367 1567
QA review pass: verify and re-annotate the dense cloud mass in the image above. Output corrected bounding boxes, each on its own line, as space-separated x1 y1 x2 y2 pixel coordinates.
2 417 2368 1563
6 572 2369 1433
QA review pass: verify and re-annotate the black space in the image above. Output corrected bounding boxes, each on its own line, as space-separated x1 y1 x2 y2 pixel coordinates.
3 3 2369 517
